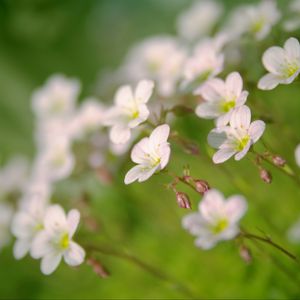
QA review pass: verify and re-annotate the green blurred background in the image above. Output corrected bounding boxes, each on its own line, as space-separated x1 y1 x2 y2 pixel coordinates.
1 0 300 299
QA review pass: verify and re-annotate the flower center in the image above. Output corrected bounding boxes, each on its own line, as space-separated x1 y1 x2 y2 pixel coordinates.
50 99 65 114
284 62 299 78
251 18 265 34
236 135 250 151
51 152 66 167
221 100 235 113
212 218 229 234
59 232 70 250
34 223 44 232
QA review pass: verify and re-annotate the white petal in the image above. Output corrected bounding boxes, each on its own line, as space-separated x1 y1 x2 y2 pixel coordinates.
258 73 281 90
64 241 85 266
226 72 242 96
149 124 170 146
131 138 150 164
67 209 80 238
110 125 131 144
124 165 144 185
11 213 33 238
13 239 31 260
30 231 52 259
295 144 300 167
115 85 133 106
200 189 225 222
195 235 217 250
249 120 266 143
215 112 231 127
195 102 220 119
225 195 248 223
236 91 249 106
230 105 251 129
218 226 239 240
262 46 287 74
128 104 149 128
44 205 67 233
198 78 224 101
234 140 251 161
182 213 209 236
284 37 300 59
41 252 62 275
134 80 154 103
137 166 158 182
207 128 228 148
159 143 171 169
213 148 236 163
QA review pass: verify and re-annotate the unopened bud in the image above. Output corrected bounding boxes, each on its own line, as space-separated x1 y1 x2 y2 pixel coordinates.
87 257 110 278
260 169 272 184
194 180 210 194
272 155 286 167
239 245 252 264
176 192 191 209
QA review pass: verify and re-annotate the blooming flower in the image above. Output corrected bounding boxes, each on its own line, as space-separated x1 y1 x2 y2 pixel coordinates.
182 189 247 249
31 205 85 275
105 79 154 144
124 124 171 184
32 74 80 121
208 105 265 163
258 37 300 90
11 196 47 259
176 0 223 42
195 72 249 127
0 202 13 251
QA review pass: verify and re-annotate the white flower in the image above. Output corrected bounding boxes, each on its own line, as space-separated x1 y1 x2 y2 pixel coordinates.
287 217 300 243
283 0 300 32
295 144 300 167
208 105 265 164
0 202 13 250
33 138 75 182
31 205 85 275
125 124 171 184
182 189 247 249
182 39 224 90
122 36 186 97
105 79 154 144
32 74 80 121
11 196 47 259
224 0 280 41
70 98 105 140
176 0 223 42
195 72 249 127
258 37 300 90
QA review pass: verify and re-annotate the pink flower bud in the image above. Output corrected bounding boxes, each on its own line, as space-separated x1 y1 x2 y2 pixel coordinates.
194 180 210 194
176 192 191 209
272 155 286 167
260 169 272 184
87 257 110 278
239 245 252 264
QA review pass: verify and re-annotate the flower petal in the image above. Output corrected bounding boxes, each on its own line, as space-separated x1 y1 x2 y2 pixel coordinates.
295 144 300 167
134 79 154 103
230 105 251 129
213 148 236 164
64 241 85 266
200 189 225 222
207 128 228 148
258 73 281 90
195 235 217 250
195 102 221 119
249 120 266 143
67 209 80 238
131 137 150 164
149 124 170 146
262 46 287 75
109 125 131 144
284 37 300 59
41 253 62 275
115 85 133 106
44 205 67 233
225 195 248 223
225 72 242 97
234 140 251 161
30 231 52 259
13 239 31 260
124 165 143 185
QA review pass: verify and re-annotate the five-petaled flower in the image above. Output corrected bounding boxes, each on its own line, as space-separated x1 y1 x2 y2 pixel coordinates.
195 72 249 127
182 189 247 249
124 124 171 184
208 105 265 163
258 37 300 90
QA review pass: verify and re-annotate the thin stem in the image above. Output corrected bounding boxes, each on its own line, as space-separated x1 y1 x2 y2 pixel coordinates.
241 231 299 265
86 244 197 299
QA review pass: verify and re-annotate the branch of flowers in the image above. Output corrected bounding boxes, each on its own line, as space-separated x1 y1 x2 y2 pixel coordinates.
86 244 197 299
240 231 299 265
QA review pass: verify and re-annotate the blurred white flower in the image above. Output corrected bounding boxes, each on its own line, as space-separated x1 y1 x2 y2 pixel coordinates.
105 79 154 144
224 0 280 41
295 144 300 167
122 36 186 97
258 37 300 90
31 205 85 275
183 39 224 90
32 74 80 121
195 72 249 127
182 189 247 249
125 124 171 184
70 98 105 140
287 217 300 243
33 138 75 182
208 105 265 164
283 0 300 32
0 202 13 250
0 156 29 198
176 0 223 42
11 196 47 260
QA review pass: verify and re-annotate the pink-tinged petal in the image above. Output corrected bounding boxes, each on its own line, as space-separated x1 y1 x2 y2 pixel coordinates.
159 143 171 169
41 253 62 275
200 189 225 222
215 112 231 127
258 73 281 90
149 124 170 146
207 128 228 148
195 235 218 250
109 125 131 144
67 209 80 238
182 213 209 236
225 195 248 223
134 80 154 103
13 239 31 260
115 85 133 106
137 166 158 182
218 226 240 240
197 78 224 101
44 205 67 233
284 37 300 59
124 165 144 185
236 91 249 106
195 102 221 119
64 241 85 266
30 231 52 259
249 120 266 143
226 72 242 96
11 213 34 238
230 105 251 129
131 137 150 164
234 140 251 161
262 46 287 74
213 148 236 164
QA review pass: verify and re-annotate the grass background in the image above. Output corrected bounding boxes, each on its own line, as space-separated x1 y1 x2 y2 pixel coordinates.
1 0 300 298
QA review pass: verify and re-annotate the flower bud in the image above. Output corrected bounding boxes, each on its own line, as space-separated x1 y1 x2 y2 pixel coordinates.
87 257 110 278
272 155 286 167
239 245 252 264
260 169 272 184
194 180 210 194
176 192 191 209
